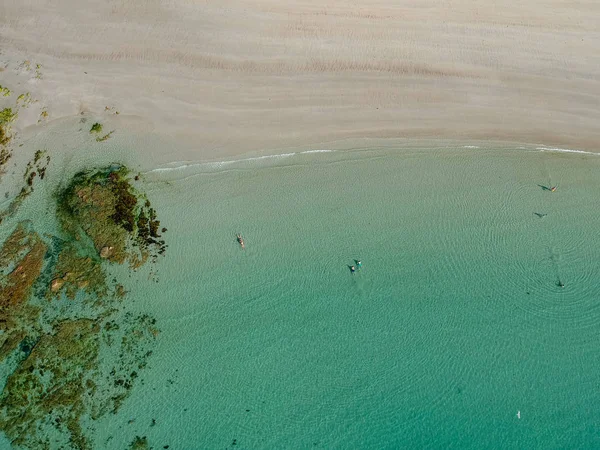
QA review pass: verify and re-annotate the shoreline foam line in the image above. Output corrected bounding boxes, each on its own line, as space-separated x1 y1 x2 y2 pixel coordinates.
146 144 598 176
145 149 337 174
535 147 598 156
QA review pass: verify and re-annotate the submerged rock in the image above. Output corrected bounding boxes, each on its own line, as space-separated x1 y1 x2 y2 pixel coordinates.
129 436 150 450
100 245 114 259
0 319 100 449
50 277 64 292
47 242 107 300
0 164 167 449
0 221 46 361
0 221 47 306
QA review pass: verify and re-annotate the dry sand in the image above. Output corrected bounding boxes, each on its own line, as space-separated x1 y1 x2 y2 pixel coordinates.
1 0 599 160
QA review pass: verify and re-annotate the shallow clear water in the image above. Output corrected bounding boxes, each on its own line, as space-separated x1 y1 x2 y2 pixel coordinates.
93 146 600 449
4 140 600 449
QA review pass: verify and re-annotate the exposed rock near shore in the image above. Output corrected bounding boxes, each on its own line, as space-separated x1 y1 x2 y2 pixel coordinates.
57 165 166 267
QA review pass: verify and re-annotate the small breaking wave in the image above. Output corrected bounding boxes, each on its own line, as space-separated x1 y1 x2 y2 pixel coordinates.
146 144 598 179
145 149 337 176
300 149 335 154
535 146 598 156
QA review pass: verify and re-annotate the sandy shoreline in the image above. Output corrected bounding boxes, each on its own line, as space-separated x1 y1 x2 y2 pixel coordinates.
1 0 599 159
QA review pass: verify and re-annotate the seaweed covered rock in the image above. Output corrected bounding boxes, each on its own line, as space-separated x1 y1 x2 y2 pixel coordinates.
0 221 46 361
0 319 100 450
0 221 47 306
48 242 108 300
57 165 166 267
0 164 167 449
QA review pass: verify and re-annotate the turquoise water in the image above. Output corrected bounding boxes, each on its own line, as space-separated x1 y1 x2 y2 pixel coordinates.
96 146 600 449
4 142 600 449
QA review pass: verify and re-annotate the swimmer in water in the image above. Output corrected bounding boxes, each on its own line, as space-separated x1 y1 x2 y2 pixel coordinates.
550 186 557 192
355 260 362 269
236 234 245 249
557 280 564 288
349 265 356 274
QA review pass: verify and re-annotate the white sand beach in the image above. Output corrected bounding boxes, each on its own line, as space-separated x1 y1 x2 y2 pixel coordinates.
1 0 599 159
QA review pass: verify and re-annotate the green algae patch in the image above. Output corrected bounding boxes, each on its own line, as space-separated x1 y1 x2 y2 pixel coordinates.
0 107 17 167
0 108 16 124
90 123 114 142
16 93 31 106
96 130 114 142
0 125 9 146
90 122 103 133
0 105 18 170
0 107 17 148
0 85 10 97
0 151 51 225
